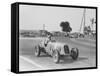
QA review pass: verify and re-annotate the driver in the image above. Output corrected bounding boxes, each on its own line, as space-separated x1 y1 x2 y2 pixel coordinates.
44 34 52 46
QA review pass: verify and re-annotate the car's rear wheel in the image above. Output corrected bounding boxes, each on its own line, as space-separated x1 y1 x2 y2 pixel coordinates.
71 48 79 60
35 45 41 57
52 50 60 63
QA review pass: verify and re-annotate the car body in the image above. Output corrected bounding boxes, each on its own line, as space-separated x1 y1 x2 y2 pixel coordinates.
35 38 79 63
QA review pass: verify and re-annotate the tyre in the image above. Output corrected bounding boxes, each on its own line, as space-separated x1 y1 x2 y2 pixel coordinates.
52 50 60 63
64 45 69 53
71 48 79 60
35 45 41 57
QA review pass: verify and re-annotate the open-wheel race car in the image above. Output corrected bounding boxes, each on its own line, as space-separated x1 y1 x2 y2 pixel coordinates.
34 38 79 63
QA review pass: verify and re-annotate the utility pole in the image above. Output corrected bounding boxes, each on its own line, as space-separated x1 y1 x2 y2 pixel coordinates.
90 18 94 30
83 9 86 31
42 24 45 36
79 8 86 33
43 24 45 31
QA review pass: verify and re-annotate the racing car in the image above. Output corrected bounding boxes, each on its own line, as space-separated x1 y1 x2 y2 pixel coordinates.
34 38 79 63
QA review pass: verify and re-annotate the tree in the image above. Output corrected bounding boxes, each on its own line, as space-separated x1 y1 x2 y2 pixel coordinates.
60 21 72 33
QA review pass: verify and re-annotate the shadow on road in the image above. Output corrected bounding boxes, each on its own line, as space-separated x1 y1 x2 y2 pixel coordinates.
59 56 88 64
39 53 51 57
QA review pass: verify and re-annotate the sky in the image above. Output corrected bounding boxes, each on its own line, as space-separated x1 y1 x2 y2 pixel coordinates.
19 5 96 33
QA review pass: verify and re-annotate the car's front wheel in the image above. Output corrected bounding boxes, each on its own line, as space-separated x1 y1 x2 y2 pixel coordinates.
35 45 41 57
52 50 60 63
70 48 79 60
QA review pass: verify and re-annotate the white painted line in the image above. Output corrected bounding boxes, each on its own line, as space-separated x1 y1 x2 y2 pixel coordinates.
20 56 48 69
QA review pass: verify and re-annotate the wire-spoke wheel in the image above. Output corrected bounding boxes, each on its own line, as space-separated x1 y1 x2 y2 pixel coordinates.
35 45 41 57
71 48 79 60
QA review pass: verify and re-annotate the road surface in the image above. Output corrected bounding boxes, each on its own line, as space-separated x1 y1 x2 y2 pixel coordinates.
19 37 96 71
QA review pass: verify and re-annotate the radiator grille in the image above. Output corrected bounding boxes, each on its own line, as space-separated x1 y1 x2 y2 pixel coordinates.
64 45 69 54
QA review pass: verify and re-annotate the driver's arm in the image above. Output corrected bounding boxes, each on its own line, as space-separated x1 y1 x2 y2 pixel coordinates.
44 38 49 44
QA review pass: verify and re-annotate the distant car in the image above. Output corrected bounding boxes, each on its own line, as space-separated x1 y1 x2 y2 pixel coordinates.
78 33 84 38
69 33 78 38
35 39 79 63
